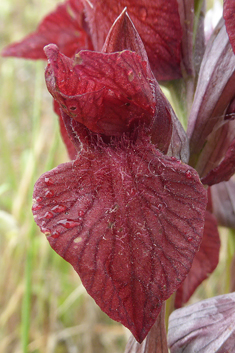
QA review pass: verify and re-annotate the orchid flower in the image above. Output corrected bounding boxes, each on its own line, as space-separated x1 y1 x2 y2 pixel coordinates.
31 11 208 342
2 0 235 350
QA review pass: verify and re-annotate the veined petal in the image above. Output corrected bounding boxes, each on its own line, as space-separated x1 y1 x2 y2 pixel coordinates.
177 0 194 76
60 109 106 151
32 138 207 342
2 0 92 59
201 138 235 186
175 210 220 308
224 0 235 55
54 100 78 160
187 19 235 160
102 9 150 67
210 178 235 228
166 112 189 164
124 303 168 353
194 120 235 179
168 292 235 352
82 0 182 80
44 44 173 149
102 9 174 153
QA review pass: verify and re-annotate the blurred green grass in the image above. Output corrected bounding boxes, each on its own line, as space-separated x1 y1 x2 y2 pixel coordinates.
0 0 232 352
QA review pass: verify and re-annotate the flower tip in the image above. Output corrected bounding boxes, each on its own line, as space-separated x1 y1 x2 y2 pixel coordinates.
120 6 128 16
1 44 19 58
1 47 8 57
43 44 59 60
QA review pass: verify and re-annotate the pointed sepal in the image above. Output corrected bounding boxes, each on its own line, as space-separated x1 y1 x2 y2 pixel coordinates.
2 0 92 59
82 0 182 80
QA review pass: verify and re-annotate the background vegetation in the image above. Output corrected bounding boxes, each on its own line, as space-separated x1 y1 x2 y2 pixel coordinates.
0 0 231 352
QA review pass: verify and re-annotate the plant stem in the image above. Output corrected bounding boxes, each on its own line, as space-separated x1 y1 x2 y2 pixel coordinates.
193 0 205 44
166 79 188 130
21 225 35 353
165 293 175 332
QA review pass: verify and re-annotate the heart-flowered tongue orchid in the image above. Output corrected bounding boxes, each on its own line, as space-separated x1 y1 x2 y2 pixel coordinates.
3 0 235 349
32 11 207 342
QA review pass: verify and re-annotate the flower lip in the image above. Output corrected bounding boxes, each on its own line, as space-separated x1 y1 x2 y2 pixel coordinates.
33 136 207 342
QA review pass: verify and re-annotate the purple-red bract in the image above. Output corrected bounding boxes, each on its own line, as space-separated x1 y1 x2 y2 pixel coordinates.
175 210 220 308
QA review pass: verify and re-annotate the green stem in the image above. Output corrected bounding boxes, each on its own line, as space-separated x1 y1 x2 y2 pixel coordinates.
227 229 235 293
166 80 188 130
193 0 205 44
165 292 175 332
21 226 34 353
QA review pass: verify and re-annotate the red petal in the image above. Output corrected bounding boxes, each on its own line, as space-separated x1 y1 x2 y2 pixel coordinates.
175 210 220 308
201 138 235 186
102 9 150 66
124 303 168 353
2 0 92 59
188 20 235 159
224 0 235 55
166 112 189 164
33 138 207 342
225 96 235 121
169 292 235 352
102 9 174 152
61 110 104 150
177 0 194 76
194 119 235 179
211 178 235 228
45 44 176 152
83 0 182 81
53 100 78 160
45 45 156 136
